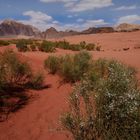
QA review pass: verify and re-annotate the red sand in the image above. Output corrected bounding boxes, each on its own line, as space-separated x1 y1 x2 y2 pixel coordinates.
0 31 140 140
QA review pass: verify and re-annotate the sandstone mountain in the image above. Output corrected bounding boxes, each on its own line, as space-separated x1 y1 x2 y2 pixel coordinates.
114 23 140 32
42 27 80 39
0 19 41 36
81 27 114 34
0 20 140 39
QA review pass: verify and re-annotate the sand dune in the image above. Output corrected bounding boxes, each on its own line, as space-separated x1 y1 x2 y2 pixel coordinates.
0 31 140 140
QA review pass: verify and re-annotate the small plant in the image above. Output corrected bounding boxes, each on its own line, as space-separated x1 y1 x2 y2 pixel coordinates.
30 44 36 51
39 41 56 52
86 43 95 51
44 56 60 74
61 60 140 140
56 40 70 49
29 72 44 90
79 41 86 49
0 40 10 46
44 51 92 83
0 49 32 86
16 39 29 52
96 45 101 51
0 49 45 120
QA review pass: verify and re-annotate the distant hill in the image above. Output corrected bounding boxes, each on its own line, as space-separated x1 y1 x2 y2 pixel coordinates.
0 19 41 37
114 23 140 32
0 19 140 39
81 27 114 34
42 27 80 39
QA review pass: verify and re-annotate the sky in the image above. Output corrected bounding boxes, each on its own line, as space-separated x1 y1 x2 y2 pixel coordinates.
0 0 140 31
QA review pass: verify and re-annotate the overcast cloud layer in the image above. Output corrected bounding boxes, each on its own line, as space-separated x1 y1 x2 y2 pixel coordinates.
0 0 140 31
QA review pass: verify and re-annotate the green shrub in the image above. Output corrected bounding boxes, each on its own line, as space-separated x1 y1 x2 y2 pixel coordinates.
61 60 140 140
0 49 45 119
44 51 92 82
96 45 101 51
0 40 10 46
16 39 29 52
56 40 70 49
39 41 56 52
79 41 86 49
59 55 76 82
69 44 82 51
44 56 60 74
86 43 95 51
30 44 36 51
29 72 44 90
0 49 32 86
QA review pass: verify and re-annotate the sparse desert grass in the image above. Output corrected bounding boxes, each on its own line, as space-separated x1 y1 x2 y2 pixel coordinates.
61 59 140 140
0 39 101 52
0 49 44 120
44 55 60 74
56 40 98 51
38 40 56 52
16 39 29 52
30 44 36 51
44 51 92 82
28 72 44 90
0 40 10 46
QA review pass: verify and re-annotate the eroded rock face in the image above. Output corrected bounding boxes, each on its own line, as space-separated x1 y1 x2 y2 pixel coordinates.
114 23 140 32
0 19 41 36
81 27 114 34
1 19 140 39
42 27 80 39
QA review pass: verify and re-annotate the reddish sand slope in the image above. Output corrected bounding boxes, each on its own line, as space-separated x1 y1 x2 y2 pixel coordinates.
58 31 140 51
0 31 140 140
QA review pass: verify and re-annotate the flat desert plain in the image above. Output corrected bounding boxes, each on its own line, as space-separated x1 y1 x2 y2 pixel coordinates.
0 31 140 140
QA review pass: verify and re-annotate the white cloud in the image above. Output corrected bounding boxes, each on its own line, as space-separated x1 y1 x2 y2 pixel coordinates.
83 19 108 27
67 15 73 18
17 10 109 31
117 15 140 24
23 11 52 22
77 18 84 22
60 19 109 31
40 0 75 2
40 0 76 8
114 5 137 11
40 0 113 12
19 10 58 31
70 0 113 12
67 14 78 18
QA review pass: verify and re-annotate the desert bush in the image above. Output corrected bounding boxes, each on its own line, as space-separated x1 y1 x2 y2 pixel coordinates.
16 39 29 52
39 41 56 52
69 44 82 51
29 72 44 90
0 49 45 119
30 44 36 51
59 55 76 82
56 40 98 51
44 51 92 82
0 49 32 87
56 40 70 50
61 60 140 140
44 55 60 74
0 49 45 89
86 43 96 51
96 45 101 51
79 41 86 49
0 40 10 46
